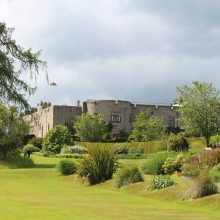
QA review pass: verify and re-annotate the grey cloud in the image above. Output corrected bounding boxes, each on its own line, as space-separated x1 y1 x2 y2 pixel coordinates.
1 0 220 106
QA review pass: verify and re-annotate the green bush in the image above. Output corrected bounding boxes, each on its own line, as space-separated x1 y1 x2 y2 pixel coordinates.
210 163 220 182
112 143 131 155
78 147 119 185
141 151 175 175
28 137 43 149
185 175 218 199
162 153 185 175
55 154 83 159
116 154 147 159
210 135 220 148
61 145 88 154
181 163 201 177
148 175 176 190
128 147 144 155
167 134 189 152
42 125 73 155
115 166 144 188
23 144 40 153
56 159 77 175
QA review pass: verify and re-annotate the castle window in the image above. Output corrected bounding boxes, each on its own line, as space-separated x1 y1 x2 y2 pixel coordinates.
111 114 121 123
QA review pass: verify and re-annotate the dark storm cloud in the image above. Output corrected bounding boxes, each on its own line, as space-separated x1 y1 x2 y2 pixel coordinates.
1 0 220 106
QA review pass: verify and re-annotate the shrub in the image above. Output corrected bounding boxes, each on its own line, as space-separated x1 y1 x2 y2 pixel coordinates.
210 163 220 182
128 147 144 155
75 113 107 142
61 145 88 154
112 143 131 155
148 175 176 190
181 163 201 177
141 151 175 175
185 175 218 199
78 147 119 185
116 154 147 159
210 135 220 148
42 125 73 155
28 137 43 149
115 166 144 188
55 154 83 159
167 134 189 152
23 144 40 153
56 159 77 175
162 153 185 175
189 148 220 169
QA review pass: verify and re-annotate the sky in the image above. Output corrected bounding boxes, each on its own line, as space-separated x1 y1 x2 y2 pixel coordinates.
1 0 220 106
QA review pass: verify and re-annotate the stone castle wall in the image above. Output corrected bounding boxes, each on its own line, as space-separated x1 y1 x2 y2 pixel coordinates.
25 100 180 138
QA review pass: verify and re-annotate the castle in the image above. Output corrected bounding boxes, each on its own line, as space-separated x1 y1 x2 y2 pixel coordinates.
24 100 180 138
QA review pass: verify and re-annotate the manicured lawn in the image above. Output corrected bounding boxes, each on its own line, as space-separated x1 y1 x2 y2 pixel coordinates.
0 155 219 220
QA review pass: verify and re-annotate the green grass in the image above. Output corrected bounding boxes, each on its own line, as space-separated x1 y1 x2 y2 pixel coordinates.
0 155 219 219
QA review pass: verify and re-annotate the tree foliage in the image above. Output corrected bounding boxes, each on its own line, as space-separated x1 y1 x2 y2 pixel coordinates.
129 111 166 141
75 113 107 142
42 125 73 154
175 81 220 147
0 102 29 159
0 22 46 108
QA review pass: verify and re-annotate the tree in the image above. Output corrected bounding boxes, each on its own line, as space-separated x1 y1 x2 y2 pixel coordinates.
0 22 46 108
75 113 107 142
129 111 166 141
0 102 29 159
175 81 220 147
42 125 73 154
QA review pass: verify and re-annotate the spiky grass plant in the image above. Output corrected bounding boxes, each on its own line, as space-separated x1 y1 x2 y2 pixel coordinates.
78 147 119 185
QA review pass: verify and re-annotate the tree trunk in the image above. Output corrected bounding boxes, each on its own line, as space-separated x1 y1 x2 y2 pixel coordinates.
205 136 210 148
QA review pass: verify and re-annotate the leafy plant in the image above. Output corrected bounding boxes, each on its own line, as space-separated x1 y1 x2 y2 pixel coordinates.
129 111 166 141
61 145 87 154
78 147 119 185
42 125 73 155
162 153 185 174
23 144 40 153
112 143 131 155
148 175 176 190
141 151 175 175
0 103 29 159
28 137 43 149
209 163 220 182
210 135 220 148
167 134 189 152
56 159 77 175
75 113 108 142
115 166 144 188
128 147 144 155
175 81 220 148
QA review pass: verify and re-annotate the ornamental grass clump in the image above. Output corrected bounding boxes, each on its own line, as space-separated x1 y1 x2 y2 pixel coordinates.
115 166 144 188
78 147 119 185
57 159 77 176
141 151 175 175
184 174 218 199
